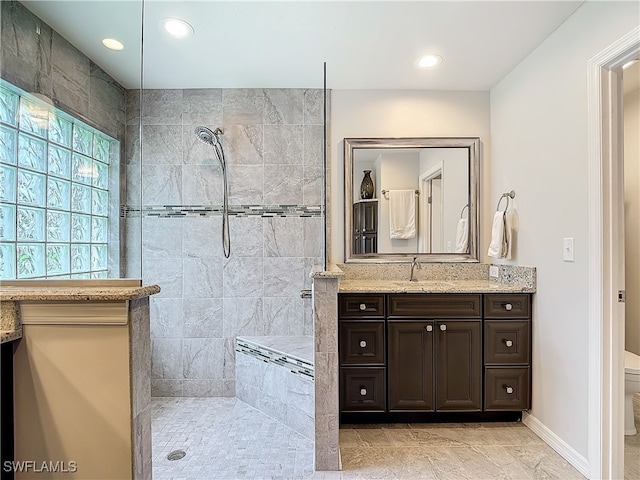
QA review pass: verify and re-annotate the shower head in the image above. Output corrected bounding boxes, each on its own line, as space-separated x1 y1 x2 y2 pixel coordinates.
194 126 223 146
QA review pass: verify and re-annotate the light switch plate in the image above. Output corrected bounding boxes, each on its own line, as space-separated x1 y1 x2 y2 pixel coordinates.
563 238 574 262
489 265 499 278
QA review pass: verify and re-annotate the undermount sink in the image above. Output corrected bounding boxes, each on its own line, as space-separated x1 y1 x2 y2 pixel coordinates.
388 280 457 288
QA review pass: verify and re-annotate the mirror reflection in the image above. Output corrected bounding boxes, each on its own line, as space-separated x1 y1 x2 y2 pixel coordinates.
344 137 480 263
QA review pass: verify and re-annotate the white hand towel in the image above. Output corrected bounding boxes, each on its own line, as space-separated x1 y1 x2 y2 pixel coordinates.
505 208 519 260
389 190 416 239
455 218 468 253
487 210 506 259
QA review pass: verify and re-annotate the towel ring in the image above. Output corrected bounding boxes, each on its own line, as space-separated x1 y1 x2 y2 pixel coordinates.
460 204 469 219
496 190 516 211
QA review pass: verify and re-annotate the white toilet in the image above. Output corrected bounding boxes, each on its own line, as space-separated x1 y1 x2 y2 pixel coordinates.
625 350 640 436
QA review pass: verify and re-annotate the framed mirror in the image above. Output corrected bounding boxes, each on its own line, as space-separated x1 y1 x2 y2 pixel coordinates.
344 137 480 263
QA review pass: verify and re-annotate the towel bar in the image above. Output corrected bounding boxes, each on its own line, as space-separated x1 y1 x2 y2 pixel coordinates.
381 189 419 198
496 190 516 211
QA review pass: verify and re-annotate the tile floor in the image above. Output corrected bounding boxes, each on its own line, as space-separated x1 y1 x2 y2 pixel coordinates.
152 396 640 480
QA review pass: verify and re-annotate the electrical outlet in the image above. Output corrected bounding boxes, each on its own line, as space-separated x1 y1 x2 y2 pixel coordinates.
489 265 499 278
563 238 574 262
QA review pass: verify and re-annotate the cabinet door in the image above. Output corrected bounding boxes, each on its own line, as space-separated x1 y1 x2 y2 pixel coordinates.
388 321 434 412
435 320 481 411
362 202 377 233
363 234 377 254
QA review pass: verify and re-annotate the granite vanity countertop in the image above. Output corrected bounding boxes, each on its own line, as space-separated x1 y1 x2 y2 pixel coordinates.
1 329 22 344
338 278 536 294
0 284 161 301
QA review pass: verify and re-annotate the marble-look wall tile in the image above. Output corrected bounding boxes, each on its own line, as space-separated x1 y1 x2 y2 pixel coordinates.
223 297 263 337
264 125 303 164
135 87 326 398
229 217 263 257
303 89 324 125
51 31 90 115
142 89 182 125
263 164 303 204
264 217 304 257
304 125 323 165
182 164 224 205
126 89 140 126
183 256 223 298
182 338 224 380
142 125 183 165
142 256 183 298
125 124 141 165
182 89 223 125
264 89 304 125
183 298 223 338
142 217 182 259
150 298 183 338
222 89 265 124
227 165 264 204
89 63 125 138
264 257 304 297
183 379 223 397
263 297 302 336
151 338 182 379
223 256 263 297
142 164 182 205
183 217 222 258
151 379 183 397
303 165 323 205
224 124 263 165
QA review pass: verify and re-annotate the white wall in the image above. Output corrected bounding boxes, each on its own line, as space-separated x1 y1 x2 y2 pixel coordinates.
330 90 490 263
625 86 640 355
490 0 640 462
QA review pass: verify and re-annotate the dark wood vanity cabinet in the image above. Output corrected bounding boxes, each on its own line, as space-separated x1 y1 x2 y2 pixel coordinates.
353 201 378 254
339 292 531 420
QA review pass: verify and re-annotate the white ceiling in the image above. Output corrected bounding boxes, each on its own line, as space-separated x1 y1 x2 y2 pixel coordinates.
21 0 585 90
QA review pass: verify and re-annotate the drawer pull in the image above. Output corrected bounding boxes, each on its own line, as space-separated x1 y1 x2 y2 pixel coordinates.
504 303 513 311
425 325 433 332
440 324 447 331
359 340 367 348
359 303 367 311
504 339 513 347
360 387 367 396
504 385 514 394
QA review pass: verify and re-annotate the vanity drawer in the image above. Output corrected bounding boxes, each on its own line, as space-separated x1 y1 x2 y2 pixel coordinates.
339 321 385 365
388 294 481 319
340 367 386 412
339 294 385 318
484 367 530 411
484 294 530 318
484 321 530 365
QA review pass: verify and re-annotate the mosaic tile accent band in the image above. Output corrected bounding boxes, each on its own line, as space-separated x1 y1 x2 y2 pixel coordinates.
121 204 323 218
235 338 314 381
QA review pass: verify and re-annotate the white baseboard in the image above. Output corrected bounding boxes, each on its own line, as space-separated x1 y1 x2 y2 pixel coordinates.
522 412 590 478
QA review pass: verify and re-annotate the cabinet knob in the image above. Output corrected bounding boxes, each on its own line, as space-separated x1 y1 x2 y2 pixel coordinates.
425 325 433 332
359 340 367 348
504 303 513 311
440 324 447 331
359 303 367 311
504 339 513 347
360 387 367 396
504 385 514 394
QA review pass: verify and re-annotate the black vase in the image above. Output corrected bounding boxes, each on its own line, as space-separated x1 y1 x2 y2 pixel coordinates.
360 170 374 199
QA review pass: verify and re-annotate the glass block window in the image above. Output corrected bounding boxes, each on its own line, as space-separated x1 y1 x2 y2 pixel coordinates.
0 82 119 279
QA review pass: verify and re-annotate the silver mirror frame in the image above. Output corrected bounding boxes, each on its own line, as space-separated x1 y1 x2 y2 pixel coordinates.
344 137 480 263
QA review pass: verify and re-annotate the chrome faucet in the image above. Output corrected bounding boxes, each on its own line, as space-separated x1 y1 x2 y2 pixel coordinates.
409 256 421 281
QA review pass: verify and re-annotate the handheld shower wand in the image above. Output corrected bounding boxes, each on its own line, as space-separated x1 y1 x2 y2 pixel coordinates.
194 126 231 258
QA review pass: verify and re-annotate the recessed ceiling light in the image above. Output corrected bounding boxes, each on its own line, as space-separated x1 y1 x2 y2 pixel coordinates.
416 54 443 69
102 38 124 51
161 18 194 38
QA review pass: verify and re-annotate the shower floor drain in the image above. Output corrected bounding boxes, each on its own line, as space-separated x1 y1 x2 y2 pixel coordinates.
167 449 186 461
